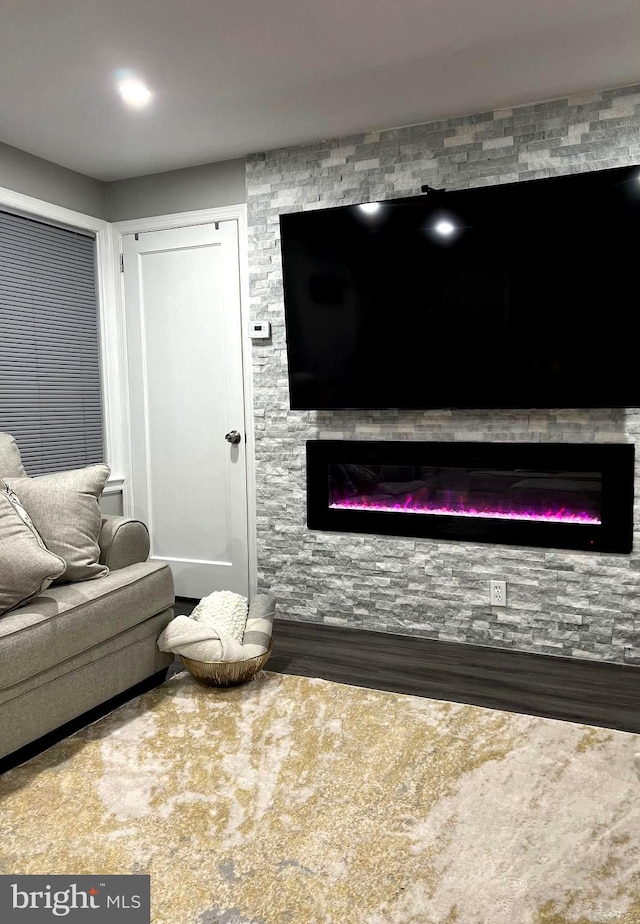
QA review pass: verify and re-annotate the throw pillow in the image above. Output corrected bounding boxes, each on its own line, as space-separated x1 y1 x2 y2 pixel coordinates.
0 433 28 478
0 478 66 615
5 464 111 583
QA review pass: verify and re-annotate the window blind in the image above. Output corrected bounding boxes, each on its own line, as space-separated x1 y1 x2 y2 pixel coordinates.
0 209 105 476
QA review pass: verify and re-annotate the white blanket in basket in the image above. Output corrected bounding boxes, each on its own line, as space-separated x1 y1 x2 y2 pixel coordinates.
157 593 276 662
157 615 246 662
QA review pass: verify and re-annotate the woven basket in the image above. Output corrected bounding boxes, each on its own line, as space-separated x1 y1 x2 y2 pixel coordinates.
180 640 273 688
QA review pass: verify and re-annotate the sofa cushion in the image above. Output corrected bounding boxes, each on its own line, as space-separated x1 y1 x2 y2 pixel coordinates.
5 463 111 584
0 479 66 615
0 560 174 691
0 433 27 478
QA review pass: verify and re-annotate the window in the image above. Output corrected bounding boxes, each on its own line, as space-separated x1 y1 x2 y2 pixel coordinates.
0 209 104 476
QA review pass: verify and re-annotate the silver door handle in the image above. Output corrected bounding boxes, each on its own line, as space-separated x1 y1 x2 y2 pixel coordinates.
225 430 242 444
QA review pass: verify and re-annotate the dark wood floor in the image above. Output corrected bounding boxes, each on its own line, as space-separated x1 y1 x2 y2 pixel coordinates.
173 598 640 734
4 601 638 775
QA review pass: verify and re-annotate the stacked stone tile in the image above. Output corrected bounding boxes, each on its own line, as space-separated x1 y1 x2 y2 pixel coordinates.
246 84 640 664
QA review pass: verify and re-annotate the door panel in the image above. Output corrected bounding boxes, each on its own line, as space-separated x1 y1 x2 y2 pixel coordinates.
123 221 248 598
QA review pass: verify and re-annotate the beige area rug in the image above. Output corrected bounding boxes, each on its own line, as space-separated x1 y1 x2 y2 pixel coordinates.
1 671 640 924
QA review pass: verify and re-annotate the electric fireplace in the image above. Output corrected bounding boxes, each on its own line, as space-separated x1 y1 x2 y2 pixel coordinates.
306 441 635 553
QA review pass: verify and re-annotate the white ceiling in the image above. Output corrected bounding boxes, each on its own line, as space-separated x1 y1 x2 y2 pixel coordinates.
0 0 639 182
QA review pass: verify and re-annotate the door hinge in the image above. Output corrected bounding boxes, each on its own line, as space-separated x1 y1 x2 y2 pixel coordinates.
119 253 124 273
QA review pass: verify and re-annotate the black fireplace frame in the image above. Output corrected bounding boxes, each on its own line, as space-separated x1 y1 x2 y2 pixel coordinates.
306 440 635 554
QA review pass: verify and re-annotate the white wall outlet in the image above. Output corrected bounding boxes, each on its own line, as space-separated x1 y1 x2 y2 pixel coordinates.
490 580 507 607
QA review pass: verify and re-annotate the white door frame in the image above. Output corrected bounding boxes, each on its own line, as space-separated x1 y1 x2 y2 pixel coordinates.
114 204 257 597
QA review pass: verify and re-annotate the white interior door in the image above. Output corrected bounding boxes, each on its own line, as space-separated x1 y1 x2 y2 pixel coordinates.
122 220 248 598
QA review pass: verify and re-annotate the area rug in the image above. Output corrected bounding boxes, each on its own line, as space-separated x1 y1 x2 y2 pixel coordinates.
1 671 640 924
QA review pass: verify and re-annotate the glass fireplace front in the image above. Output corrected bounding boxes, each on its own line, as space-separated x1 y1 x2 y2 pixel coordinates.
306 441 634 553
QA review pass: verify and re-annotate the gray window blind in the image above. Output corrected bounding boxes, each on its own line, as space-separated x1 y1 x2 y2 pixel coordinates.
0 209 105 476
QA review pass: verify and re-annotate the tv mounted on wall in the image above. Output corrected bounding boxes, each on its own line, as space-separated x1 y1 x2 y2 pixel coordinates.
279 164 640 410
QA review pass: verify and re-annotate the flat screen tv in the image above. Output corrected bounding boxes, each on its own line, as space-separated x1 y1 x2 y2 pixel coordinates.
279 164 640 410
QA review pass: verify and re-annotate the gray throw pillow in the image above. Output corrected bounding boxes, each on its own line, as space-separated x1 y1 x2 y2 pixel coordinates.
0 478 66 615
5 464 111 584
0 433 28 478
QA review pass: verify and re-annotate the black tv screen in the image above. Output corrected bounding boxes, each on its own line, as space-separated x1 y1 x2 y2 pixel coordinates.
279 164 640 410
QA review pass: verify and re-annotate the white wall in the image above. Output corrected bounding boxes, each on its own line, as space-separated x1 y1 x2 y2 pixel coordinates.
106 158 246 221
0 140 107 218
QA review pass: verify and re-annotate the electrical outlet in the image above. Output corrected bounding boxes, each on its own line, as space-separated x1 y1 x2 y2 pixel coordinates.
490 580 507 607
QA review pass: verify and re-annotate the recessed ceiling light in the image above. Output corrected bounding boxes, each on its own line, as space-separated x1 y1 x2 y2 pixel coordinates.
434 220 455 236
359 202 380 214
118 78 152 109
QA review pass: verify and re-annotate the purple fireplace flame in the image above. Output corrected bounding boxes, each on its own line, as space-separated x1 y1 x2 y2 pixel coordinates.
328 463 603 527
329 494 601 525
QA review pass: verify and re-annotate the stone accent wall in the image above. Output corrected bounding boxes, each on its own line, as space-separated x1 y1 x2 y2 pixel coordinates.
246 84 640 664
